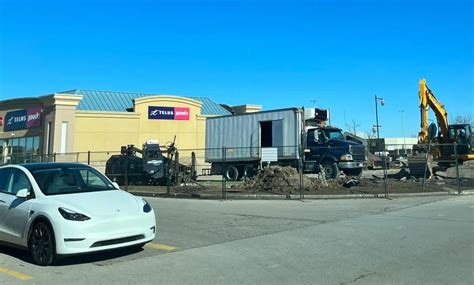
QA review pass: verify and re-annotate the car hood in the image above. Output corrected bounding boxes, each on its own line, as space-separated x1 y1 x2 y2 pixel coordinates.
50 190 141 216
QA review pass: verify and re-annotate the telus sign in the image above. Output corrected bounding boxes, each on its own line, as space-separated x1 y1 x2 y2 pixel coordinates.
148 106 190 120
4 107 42 131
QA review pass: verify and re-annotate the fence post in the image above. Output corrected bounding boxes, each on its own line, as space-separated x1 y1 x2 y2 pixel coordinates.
53 152 56 162
383 149 388 198
124 158 129 192
299 145 304 200
87 151 91 165
222 147 227 200
166 161 170 195
453 143 461 194
174 151 180 186
191 152 197 181
421 143 432 192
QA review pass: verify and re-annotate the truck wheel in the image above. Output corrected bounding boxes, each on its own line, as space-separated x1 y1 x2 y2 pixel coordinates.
225 165 239 181
343 168 363 177
242 165 257 179
321 161 339 179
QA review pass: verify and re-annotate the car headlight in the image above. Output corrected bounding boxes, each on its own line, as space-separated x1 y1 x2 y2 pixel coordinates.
340 154 353 161
142 199 152 213
58 207 90 221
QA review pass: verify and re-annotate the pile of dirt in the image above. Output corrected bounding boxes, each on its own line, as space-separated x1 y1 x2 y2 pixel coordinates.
243 166 340 194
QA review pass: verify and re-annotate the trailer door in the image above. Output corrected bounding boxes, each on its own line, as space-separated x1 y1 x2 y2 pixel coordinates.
260 121 273 147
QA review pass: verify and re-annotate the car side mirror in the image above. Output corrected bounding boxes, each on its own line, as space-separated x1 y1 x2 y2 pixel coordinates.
112 182 120 189
16 188 30 198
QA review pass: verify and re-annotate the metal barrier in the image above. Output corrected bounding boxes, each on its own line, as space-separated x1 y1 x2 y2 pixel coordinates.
1 143 472 198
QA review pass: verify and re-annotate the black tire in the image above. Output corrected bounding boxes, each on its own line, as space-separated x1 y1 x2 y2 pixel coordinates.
321 160 339 179
343 168 363 177
242 165 257 179
29 222 56 266
225 165 239 181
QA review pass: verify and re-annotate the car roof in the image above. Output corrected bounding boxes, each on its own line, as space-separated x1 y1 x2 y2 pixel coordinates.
18 162 90 171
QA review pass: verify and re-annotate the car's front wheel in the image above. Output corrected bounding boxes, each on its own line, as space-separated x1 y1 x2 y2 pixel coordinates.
29 222 56 266
321 160 339 179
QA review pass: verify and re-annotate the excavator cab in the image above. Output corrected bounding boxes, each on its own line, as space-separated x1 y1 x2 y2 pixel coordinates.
448 124 473 156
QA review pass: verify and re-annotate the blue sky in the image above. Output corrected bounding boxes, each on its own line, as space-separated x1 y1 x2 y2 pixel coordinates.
0 0 472 137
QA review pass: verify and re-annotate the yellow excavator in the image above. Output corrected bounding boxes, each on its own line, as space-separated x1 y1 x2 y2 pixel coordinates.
408 79 473 176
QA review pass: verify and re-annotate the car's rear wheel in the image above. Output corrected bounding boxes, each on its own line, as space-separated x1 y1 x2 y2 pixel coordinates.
30 222 55 266
225 165 239 181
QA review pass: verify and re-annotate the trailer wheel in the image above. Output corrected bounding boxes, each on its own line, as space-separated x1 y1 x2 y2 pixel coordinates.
225 165 239 181
243 165 257 179
321 160 339 179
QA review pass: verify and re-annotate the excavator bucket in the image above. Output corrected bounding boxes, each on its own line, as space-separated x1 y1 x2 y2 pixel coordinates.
408 154 433 178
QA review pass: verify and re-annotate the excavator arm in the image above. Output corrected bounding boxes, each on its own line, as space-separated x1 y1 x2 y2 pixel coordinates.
418 79 449 144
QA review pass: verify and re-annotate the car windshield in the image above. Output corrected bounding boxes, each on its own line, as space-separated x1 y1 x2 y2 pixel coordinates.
31 166 116 195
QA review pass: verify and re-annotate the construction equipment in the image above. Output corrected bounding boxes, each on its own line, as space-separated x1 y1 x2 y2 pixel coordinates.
105 138 197 185
408 79 474 176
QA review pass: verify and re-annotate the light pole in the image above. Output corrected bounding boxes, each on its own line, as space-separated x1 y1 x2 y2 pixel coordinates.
399 110 407 156
374 95 387 198
374 95 384 139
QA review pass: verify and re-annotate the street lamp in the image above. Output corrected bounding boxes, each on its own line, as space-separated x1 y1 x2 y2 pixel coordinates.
374 95 384 139
399 110 406 156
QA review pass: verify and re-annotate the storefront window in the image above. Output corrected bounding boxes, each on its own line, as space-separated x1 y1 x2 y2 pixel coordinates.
5 136 41 164
26 137 34 153
19 137 26 157
33 136 40 154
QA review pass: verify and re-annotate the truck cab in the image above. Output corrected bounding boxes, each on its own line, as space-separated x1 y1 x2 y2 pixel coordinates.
304 126 365 178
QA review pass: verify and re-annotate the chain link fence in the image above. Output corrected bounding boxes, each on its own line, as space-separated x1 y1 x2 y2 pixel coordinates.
1 143 472 199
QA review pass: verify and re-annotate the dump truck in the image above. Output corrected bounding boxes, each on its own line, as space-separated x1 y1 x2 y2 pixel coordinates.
205 108 366 180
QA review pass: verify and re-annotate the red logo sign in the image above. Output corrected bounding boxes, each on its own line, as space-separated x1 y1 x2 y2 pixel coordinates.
174 107 190 120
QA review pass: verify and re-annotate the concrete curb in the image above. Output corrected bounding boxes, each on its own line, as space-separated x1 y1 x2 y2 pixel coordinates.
128 189 474 200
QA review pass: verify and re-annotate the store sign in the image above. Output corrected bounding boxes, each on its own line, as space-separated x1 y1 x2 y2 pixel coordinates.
4 107 42 131
148 106 190 120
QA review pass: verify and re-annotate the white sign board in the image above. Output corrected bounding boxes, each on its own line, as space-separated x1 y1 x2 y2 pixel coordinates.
261 147 278 162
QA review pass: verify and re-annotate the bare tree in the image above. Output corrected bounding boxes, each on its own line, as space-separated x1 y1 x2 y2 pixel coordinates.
451 115 472 125
366 129 376 139
345 120 361 135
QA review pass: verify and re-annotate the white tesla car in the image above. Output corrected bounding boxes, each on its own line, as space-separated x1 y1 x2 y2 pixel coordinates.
0 163 156 266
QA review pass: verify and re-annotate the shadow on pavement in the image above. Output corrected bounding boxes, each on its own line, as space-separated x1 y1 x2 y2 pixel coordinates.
0 244 145 266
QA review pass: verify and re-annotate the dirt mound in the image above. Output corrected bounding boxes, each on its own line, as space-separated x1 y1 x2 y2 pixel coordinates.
243 166 339 193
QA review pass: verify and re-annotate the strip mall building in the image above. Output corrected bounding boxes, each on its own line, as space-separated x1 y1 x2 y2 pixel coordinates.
0 90 251 163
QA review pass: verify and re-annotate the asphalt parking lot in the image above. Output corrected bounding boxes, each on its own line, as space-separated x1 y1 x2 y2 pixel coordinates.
1 195 473 284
